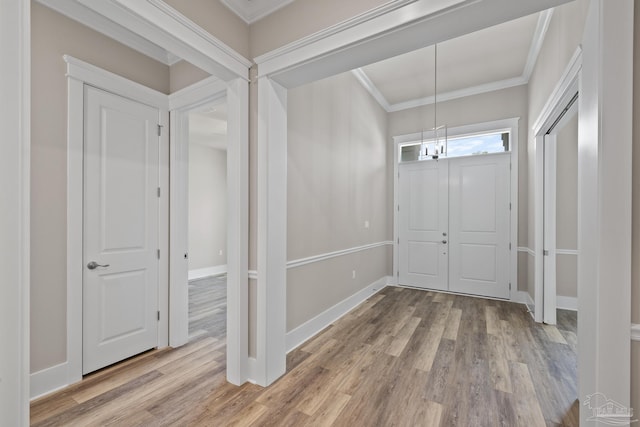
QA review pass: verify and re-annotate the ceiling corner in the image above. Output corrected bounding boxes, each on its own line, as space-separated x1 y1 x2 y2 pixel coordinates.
220 0 295 24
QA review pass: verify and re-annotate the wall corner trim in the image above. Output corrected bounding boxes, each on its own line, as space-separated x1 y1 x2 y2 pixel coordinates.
285 276 391 353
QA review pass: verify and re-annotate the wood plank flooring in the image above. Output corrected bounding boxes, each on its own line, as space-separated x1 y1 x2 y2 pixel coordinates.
31 287 578 426
188 275 227 341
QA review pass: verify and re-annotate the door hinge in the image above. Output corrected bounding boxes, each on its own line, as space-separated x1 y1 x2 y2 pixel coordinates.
509 283 512 291
397 205 400 212
157 187 161 198
157 124 163 136
157 249 160 259
157 311 160 321
543 249 549 256
397 238 400 244
509 203 512 210
509 243 512 250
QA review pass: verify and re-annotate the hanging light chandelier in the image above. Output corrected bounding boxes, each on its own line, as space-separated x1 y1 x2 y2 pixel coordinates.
424 43 447 160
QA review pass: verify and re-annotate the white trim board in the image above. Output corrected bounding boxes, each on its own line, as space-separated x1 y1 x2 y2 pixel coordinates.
30 363 69 401
0 0 30 423
255 0 571 88
188 265 228 280
517 247 536 257
556 296 577 311
287 241 393 270
285 276 390 352
352 9 554 114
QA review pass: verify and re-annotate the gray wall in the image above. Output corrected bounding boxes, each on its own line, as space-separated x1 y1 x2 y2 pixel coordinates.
286 71 390 331
188 144 227 271
555 113 577 298
30 3 170 374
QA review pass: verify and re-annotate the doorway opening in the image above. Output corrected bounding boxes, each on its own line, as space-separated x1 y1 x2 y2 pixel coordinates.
542 93 578 325
186 100 228 344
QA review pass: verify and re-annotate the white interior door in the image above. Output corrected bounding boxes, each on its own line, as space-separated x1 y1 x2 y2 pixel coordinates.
448 153 511 299
83 85 160 375
398 161 449 290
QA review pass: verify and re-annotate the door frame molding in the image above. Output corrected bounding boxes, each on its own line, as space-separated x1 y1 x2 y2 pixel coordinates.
65 55 170 385
532 47 581 324
168 75 250 385
392 117 519 299
0 0 31 424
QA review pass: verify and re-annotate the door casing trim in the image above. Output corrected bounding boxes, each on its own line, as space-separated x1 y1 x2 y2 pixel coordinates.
65 55 170 384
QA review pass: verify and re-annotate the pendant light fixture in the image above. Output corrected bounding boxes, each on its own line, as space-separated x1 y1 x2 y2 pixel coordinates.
430 43 447 160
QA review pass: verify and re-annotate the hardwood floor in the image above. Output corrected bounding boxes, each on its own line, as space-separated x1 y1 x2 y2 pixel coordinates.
31 287 578 426
188 275 227 341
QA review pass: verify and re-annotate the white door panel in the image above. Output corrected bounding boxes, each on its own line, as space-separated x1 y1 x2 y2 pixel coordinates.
83 85 160 374
399 161 448 290
449 154 510 299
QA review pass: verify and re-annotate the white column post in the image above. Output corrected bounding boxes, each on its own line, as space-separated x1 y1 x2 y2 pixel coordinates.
256 76 288 386
579 0 633 423
226 77 250 385
0 0 30 425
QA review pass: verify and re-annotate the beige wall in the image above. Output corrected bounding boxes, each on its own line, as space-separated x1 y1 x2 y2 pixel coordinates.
555 113 578 298
188 144 227 271
170 61 210 93
162 0 250 59
525 0 588 304
30 3 170 373
388 85 529 290
286 71 390 330
250 0 389 57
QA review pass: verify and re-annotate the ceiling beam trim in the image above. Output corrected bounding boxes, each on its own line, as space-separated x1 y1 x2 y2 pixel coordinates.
76 0 251 81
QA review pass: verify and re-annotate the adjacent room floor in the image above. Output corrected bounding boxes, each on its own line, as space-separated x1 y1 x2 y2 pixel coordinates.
30 287 578 426
188 274 227 342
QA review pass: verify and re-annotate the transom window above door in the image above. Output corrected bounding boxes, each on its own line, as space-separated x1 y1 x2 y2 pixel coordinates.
399 130 510 163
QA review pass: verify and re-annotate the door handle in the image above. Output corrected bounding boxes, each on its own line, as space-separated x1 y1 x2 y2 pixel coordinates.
87 261 110 270
442 240 448 244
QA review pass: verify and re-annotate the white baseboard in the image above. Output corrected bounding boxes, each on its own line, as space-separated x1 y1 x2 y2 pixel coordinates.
513 290 535 316
188 265 227 281
556 296 578 311
30 362 70 401
285 276 391 353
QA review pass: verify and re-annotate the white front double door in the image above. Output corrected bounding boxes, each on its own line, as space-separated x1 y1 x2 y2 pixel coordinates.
82 85 161 375
398 153 511 299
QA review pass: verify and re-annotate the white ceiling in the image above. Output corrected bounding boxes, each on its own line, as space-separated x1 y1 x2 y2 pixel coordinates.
220 0 295 24
189 104 228 150
355 10 551 112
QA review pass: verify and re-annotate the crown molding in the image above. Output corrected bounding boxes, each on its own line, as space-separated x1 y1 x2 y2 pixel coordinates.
350 69 392 111
522 9 554 80
353 7 554 113
220 0 296 24
36 0 179 66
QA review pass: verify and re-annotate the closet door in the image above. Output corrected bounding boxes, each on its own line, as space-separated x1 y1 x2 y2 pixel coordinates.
448 153 511 299
398 161 449 291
